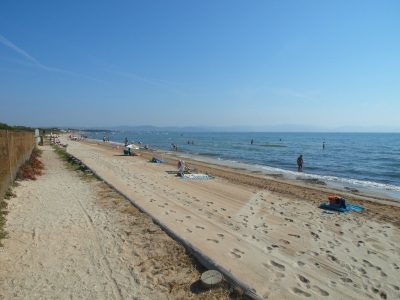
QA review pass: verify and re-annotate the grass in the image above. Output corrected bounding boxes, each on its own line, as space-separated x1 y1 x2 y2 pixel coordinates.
0 193 9 246
52 146 97 182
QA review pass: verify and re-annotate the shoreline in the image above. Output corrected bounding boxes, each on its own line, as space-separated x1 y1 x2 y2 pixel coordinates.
86 137 400 202
62 137 400 299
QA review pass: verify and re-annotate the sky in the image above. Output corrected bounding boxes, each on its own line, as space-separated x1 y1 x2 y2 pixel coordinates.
1 1 399 131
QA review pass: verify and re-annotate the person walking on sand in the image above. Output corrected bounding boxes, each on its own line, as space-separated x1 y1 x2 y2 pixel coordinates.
297 155 303 172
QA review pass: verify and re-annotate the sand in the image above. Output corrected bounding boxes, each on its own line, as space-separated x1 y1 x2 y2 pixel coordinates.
1 138 400 299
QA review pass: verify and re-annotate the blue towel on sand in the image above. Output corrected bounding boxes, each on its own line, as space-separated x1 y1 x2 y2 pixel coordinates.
150 157 167 163
319 203 364 213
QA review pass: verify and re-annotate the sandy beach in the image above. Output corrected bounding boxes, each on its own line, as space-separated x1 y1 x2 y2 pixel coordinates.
1 139 400 299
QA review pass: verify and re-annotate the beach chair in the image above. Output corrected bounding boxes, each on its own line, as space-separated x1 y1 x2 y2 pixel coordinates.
184 163 197 174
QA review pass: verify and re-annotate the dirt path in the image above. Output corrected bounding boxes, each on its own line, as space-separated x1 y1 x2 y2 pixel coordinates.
0 146 235 300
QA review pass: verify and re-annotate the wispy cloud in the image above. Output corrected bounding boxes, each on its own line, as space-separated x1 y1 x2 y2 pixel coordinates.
0 35 50 71
0 36 110 83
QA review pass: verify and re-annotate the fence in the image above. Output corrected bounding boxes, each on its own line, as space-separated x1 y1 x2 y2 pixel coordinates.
0 130 35 200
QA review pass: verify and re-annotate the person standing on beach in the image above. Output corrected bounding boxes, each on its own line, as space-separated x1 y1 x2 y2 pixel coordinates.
124 137 128 145
297 155 303 172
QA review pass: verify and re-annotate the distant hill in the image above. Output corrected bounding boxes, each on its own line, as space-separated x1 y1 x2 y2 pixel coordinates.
56 124 400 133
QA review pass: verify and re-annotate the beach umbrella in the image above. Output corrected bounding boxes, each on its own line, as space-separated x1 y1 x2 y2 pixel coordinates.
126 144 139 149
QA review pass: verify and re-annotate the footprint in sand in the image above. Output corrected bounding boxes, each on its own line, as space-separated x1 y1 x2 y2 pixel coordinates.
327 254 340 264
356 267 367 276
264 260 286 271
297 274 310 284
220 208 226 211
288 234 300 238
196 226 205 230
362 259 373 267
207 239 219 243
391 263 399 270
186 229 192 233
185 215 192 220
378 271 387 277
348 256 358 262
158 205 165 208
279 239 290 245
266 246 274 253
293 261 305 267
311 232 320 240
311 286 329 296
290 287 311 297
329 281 337 287
216 234 225 239
369 287 387 299
230 251 241 258
234 248 244 254
170 210 176 213
175 219 183 223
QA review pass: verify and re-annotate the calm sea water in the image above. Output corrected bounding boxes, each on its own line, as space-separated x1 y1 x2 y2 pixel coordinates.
84 131 400 196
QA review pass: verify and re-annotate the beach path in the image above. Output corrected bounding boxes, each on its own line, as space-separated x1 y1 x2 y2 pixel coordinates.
64 141 400 299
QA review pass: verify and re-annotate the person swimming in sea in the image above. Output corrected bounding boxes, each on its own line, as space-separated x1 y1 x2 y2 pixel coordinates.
297 155 303 172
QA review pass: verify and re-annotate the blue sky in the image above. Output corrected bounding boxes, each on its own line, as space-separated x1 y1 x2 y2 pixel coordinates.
1 1 399 130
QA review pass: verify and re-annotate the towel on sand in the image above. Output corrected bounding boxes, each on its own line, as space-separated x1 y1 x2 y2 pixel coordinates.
180 174 212 179
319 203 365 213
150 157 168 163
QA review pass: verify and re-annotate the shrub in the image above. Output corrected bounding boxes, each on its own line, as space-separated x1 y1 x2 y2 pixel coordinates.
17 148 44 181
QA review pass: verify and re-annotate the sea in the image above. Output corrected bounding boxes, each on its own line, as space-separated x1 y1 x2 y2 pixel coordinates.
82 131 400 200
